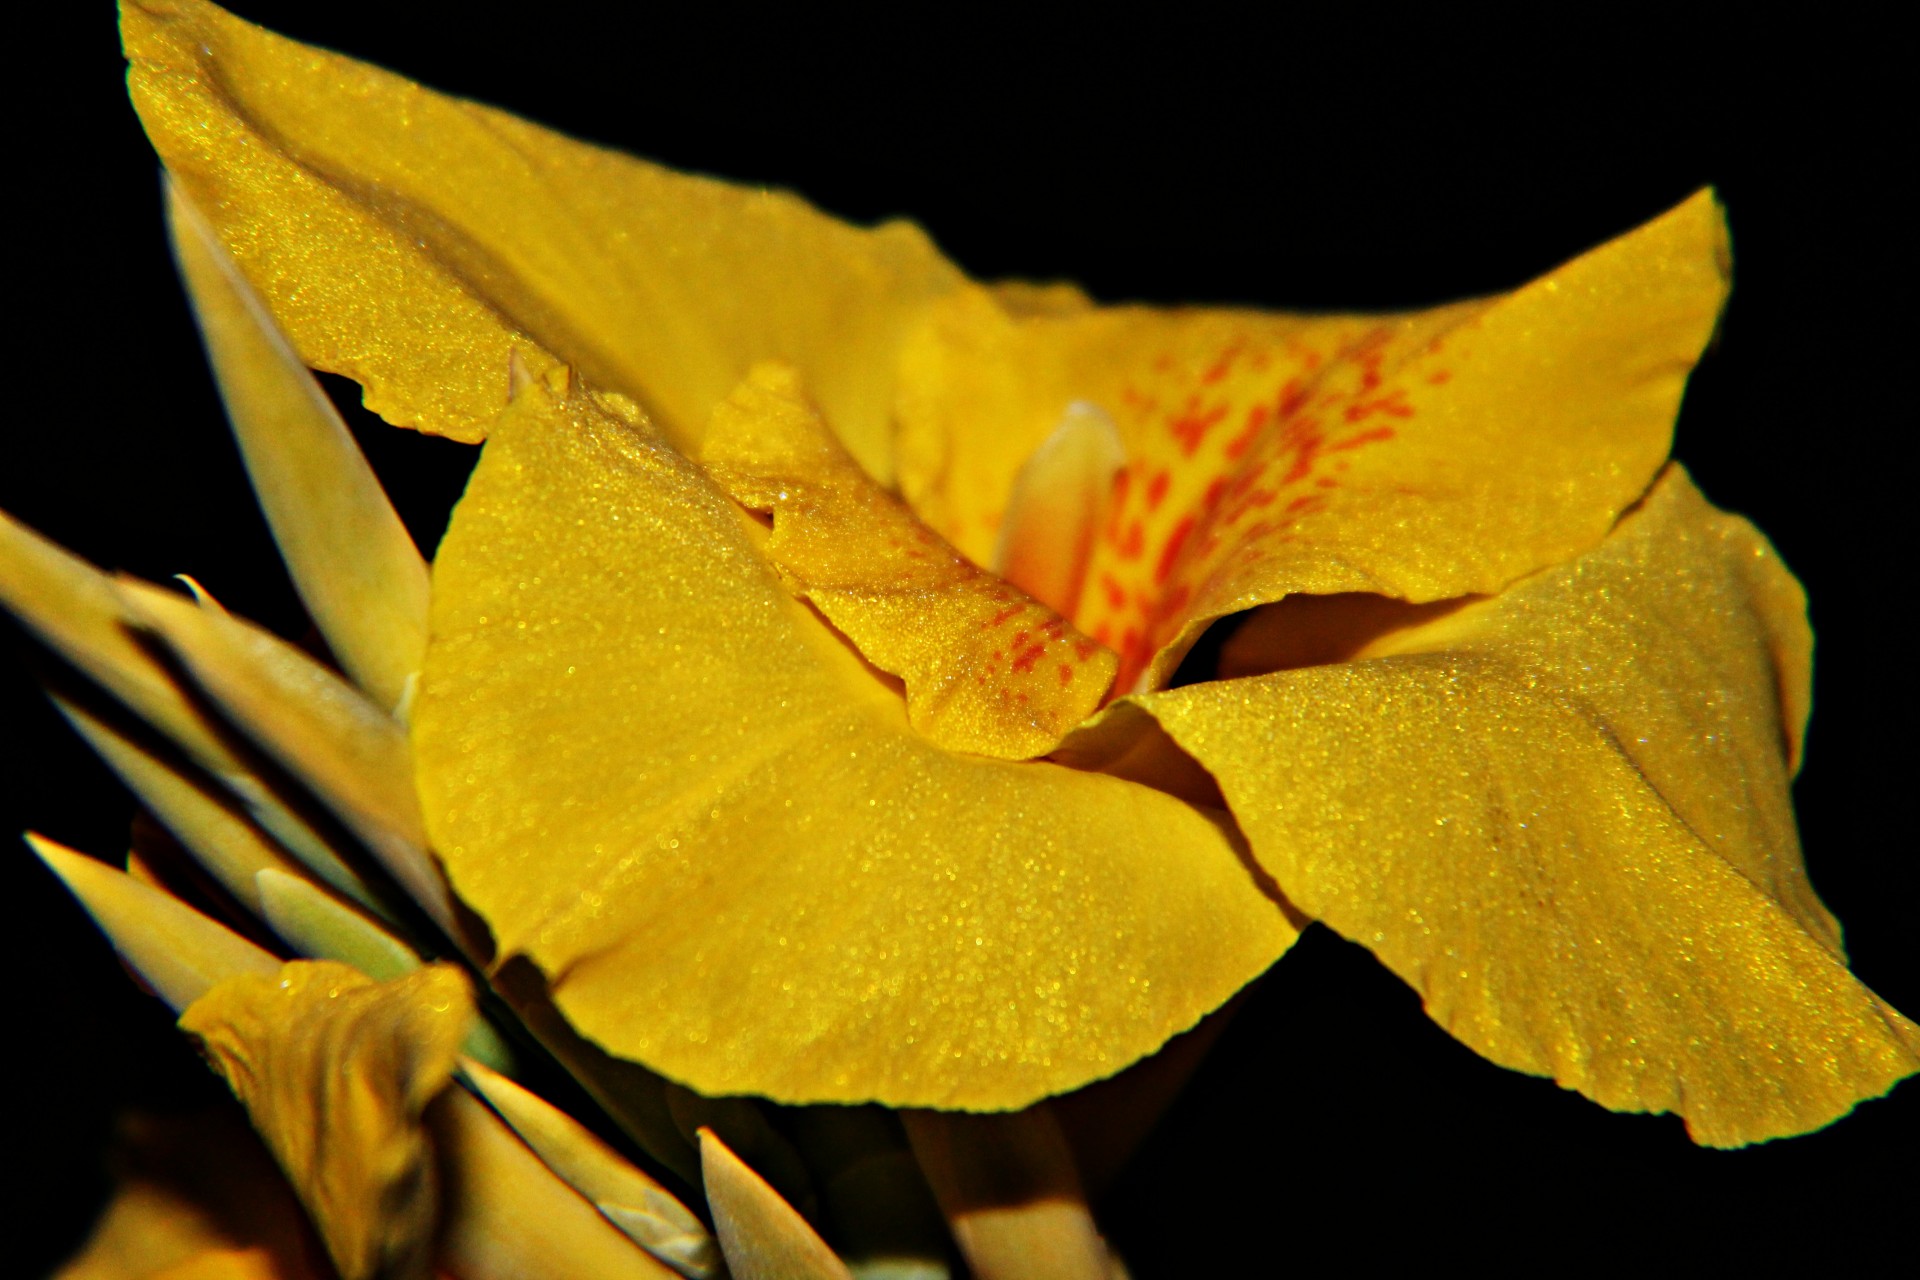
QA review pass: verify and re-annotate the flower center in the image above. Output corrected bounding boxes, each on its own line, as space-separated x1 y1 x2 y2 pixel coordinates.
700 363 1118 759
990 401 1127 623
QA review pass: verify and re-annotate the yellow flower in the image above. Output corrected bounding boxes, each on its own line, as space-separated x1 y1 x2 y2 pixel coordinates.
112 0 1919 1144
7 0 1918 1272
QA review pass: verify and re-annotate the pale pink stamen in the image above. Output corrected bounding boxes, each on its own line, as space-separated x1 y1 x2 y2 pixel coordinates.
992 401 1126 621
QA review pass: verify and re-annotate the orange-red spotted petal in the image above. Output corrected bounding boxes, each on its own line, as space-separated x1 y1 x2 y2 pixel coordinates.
897 191 1730 690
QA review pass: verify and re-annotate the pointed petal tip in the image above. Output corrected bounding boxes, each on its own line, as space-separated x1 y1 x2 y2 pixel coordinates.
700 1128 854 1280
27 830 279 1011
167 172 430 712
25 829 85 877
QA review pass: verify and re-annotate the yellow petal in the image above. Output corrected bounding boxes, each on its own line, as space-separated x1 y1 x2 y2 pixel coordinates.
661 1087 816 1230
1133 466 1919 1146
897 192 1729 690
122 0 962 480
0 511 383 912
179 960 473 1280
414 382 1294 1108
254 868 418 983
429 1086 683 1280
29 833 279 1012
487 969 703 1189
252 869 516 1073
53 694 308 916
167 178 430 715
701 363 1117 759
902 1107 1107 1280
116 579 458 941
460 1058 720 1279
699 1129 853 1280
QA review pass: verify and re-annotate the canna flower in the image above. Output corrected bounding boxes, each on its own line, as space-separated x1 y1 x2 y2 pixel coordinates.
8 0 1916 1273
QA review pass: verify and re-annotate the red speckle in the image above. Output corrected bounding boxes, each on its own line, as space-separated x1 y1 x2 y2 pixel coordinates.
1169 403 1228 457
1117 521 1145 560
1105 470 1134 541
1349 326 1391 356
1202 477 1227 512
1225 404 1270 459
1343 390 1413 423
1155 516 1195 585
1285 494 1322 515
1100 573 1128 610
1315 476 1339 489
982 605 1022 629
1091 623 1112 646
1145 470 1171 511
1427 369 1452 385
1010 631 1030 650
1153 354 1174 372
1200 341 1242 385
1329 426 1396 451
1058 663 1075 686
1073 639 1099 660
1280 438 1322 484
1040 617 1066 637
1011 642 1046 673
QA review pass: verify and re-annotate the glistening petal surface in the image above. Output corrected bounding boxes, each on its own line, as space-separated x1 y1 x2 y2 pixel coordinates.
412 384 1294 1108
1135 467 1919 1146
896 193 1730 689
123 0 963 478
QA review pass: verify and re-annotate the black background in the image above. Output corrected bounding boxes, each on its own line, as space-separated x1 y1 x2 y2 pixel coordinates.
7 3 1913 1273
